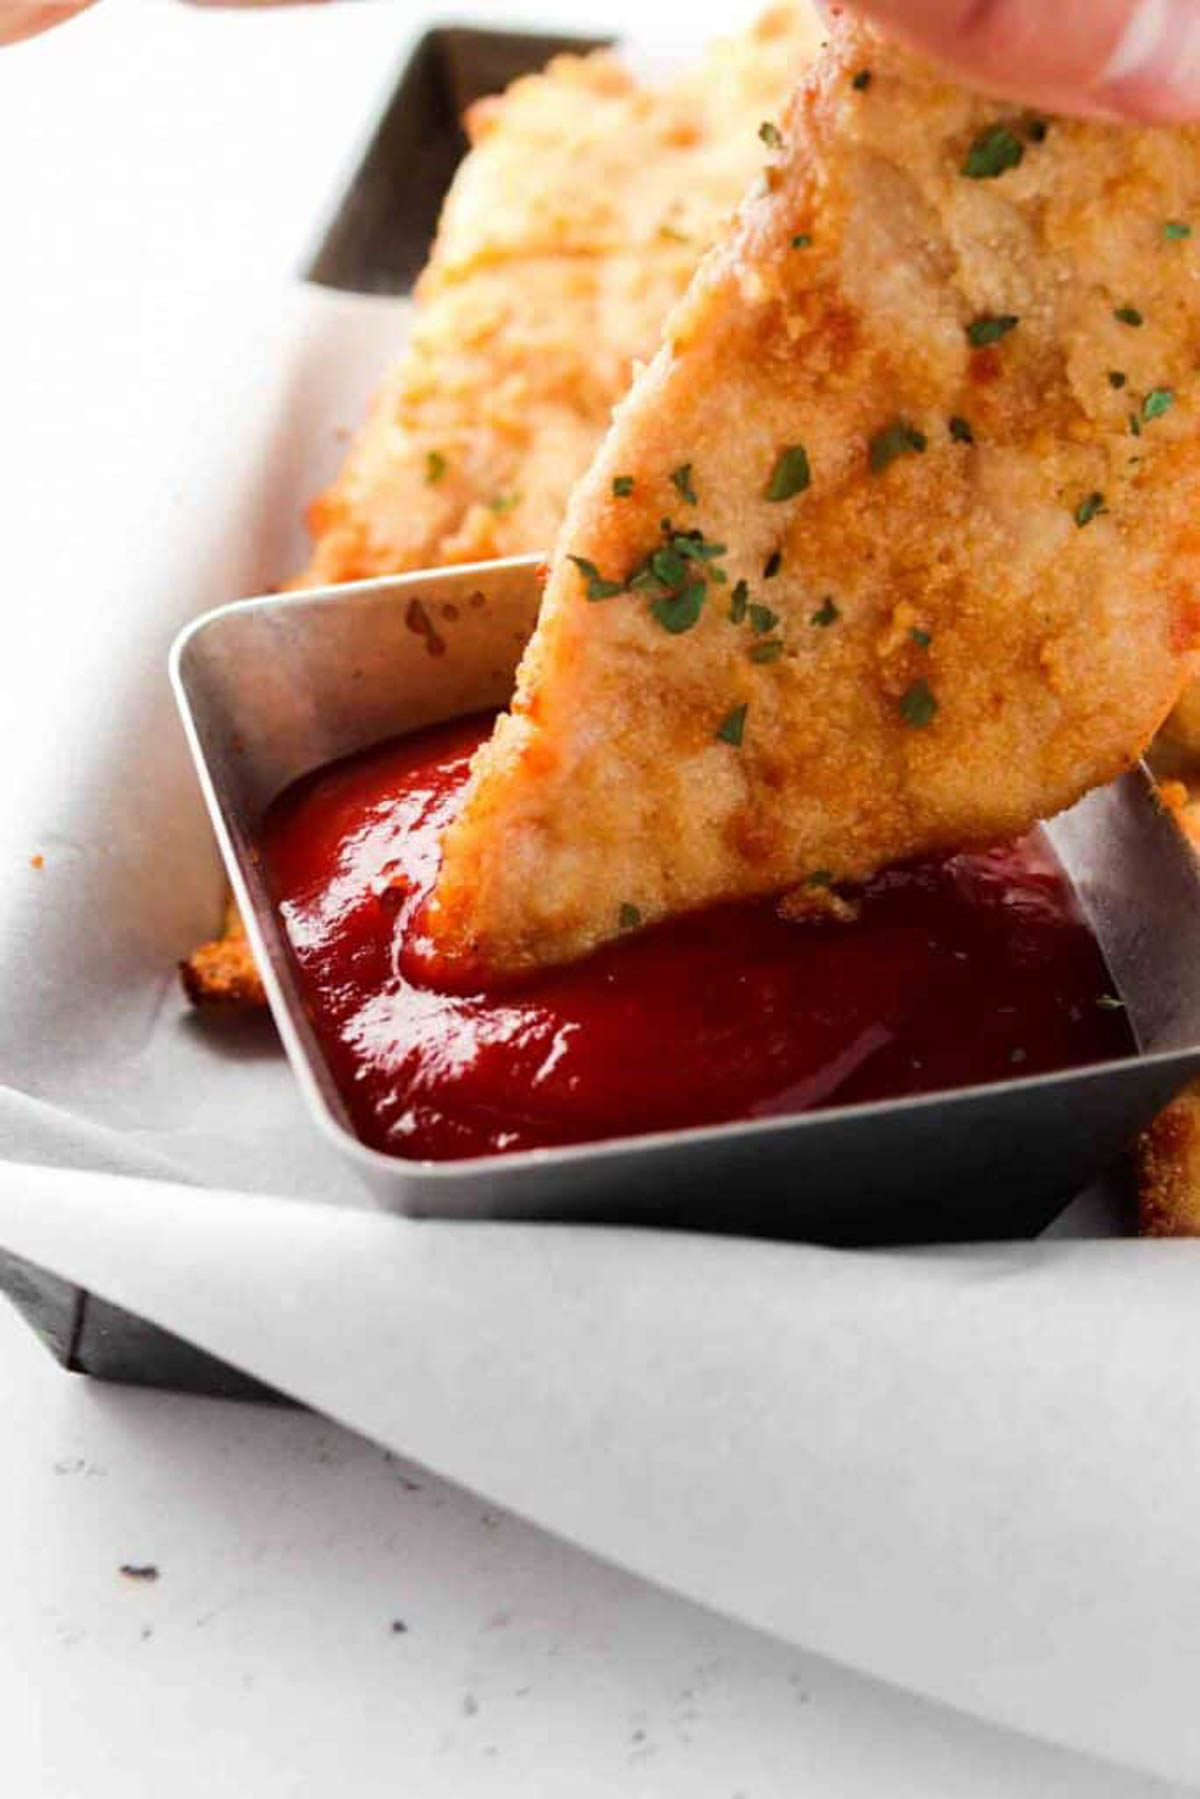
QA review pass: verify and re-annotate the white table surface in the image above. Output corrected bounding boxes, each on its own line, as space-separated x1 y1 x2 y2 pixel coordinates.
3 1294 1190 1799
0 4 1193 1794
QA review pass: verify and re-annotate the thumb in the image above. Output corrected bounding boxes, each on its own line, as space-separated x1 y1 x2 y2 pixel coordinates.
841 0 1200 122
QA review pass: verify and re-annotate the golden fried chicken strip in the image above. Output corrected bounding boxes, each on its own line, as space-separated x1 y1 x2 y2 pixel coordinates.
296 6 823 590
185 6 822 1007
1139 1083 1200 1236
180 896 265 1011
426 19 1200 978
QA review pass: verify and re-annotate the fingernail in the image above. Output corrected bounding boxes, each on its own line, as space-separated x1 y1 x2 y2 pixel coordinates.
1099 0 1200 120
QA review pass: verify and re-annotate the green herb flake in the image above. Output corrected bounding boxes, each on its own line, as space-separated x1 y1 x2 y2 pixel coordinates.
670 463 698 505
1165 220 1192 241
963 123 1024 180
729 579 749 624
424 450 447 485
765 443 812 502
759 120 783 149
1108 370 1127 390
899 679 938 729
909 627 932 648
967 314 1019 348
749 640 785 664
568 554 624 600
806 869 834 889
1074 492 1107 528
810 596 840 628
650 581 706 635
612 475 635 498
1114 305 1144 327
791 233 813 249
650 545 688 588
851 68 872 91
715 704 748 747
749 603 779 635
869 418 928 474
673 531 726 561
1143 386 1175 421
949 415 975 444
763 549 782 579
618 903 642 930
488 492 520 514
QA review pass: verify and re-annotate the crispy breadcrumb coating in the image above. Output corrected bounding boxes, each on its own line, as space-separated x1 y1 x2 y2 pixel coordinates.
184 8 821 1007
427 19 1200 977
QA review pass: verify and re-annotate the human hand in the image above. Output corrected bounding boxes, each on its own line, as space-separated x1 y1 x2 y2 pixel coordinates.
0 0 327 49
841 0 1200 122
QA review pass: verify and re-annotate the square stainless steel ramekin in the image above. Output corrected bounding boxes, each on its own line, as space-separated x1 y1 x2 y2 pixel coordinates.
171 555 1200 1244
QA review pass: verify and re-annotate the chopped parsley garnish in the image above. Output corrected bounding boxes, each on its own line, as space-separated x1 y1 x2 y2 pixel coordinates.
1143 386 1175 421
810 596 840 627
729 579 749 624
612 475 635 497
1165 220 1192 241
791 233 813 249
650 581 706 634
949 415 975 443
851 68 872 90
806 869 834 888
899 679 938 728
749 640 785 664
424 450 447 485
642 544 688 591
1108 370 1127 389
967 313 1019 347
716 704 748 747
618 903 642 930
749 603 779 635
765 444 812 502
1114 305 1144 327
909 626 932 648
759 120 784 149
568 554 623 600
670 463 698 505
963 124 1024 180
763 549 782 579
869 418 928 473
1097 993 1125 1011
1130 412 1142 437
673 530 727 561
488 492 520 513
1074 492 1107 527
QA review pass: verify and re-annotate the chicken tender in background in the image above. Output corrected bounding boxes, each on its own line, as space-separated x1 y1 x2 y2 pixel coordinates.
295 5 824 590
425 19 1200 978
183 4 822 1006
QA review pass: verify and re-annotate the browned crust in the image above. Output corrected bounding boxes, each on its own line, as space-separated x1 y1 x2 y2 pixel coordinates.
180 900 266 1011
1138 1082 1200 1237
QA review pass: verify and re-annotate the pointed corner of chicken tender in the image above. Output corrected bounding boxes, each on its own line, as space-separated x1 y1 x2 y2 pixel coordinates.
423 16 1200 979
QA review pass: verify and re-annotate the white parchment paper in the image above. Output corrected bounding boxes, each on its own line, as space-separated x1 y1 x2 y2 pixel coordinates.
4 3 1200 1786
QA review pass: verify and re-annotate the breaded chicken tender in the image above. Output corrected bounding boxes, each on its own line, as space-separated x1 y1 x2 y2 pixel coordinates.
425 18 1200 978
295 6 823 589
184 6 822 1006
1139 1084 1200 1236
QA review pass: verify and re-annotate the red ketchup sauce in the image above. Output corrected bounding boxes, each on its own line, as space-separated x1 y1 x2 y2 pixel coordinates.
260 713 1134 1162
